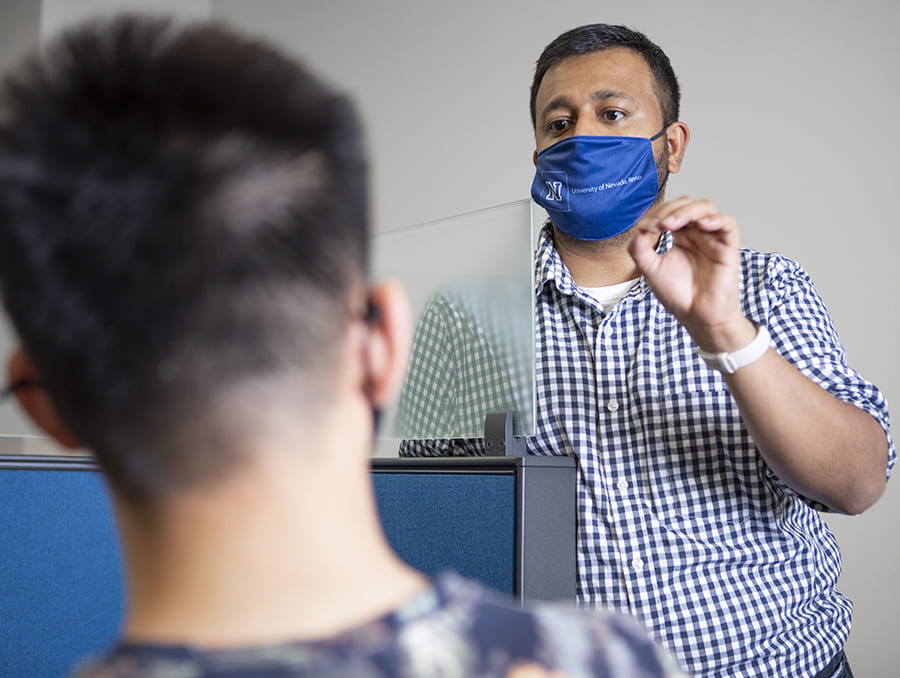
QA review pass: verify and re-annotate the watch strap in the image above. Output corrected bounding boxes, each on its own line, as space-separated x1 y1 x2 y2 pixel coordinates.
697 325 771 374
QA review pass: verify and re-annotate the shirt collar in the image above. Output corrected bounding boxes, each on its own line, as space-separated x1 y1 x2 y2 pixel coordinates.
535 223 672 298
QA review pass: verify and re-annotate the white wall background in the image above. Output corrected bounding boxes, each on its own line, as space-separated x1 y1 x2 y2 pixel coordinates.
1 0 897 674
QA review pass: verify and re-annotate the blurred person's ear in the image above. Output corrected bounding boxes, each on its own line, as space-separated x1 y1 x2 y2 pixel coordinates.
7 347 80 449
363 280 412 408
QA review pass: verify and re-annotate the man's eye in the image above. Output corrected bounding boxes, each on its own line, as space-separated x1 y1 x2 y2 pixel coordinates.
547 119 571 133
602 110 626 122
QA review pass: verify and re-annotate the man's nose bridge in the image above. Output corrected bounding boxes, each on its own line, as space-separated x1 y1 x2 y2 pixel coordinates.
574 109 602 137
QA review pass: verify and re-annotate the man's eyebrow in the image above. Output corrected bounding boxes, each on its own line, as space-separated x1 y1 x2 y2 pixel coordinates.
538 96 574 123
539 89 633 123
590 89 632 104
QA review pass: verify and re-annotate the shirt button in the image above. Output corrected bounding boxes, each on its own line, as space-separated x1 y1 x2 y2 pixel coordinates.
606 400 619 412
604 325 614 338
616 479 629 491
632 557 644 571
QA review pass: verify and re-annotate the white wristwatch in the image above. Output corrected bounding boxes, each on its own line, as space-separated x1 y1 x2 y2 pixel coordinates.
697 325 771 374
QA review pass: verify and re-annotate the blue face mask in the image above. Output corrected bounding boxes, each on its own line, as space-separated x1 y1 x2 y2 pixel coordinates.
530 128 667 241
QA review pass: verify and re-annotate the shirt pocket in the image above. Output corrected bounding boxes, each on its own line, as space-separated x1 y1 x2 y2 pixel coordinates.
630 387 785 533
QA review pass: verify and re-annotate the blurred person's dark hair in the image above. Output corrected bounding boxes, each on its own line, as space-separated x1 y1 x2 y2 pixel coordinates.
0 15 368 501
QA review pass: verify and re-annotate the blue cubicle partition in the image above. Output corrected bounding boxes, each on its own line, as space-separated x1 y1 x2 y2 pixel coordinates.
1 463 122 678
0 454 574 678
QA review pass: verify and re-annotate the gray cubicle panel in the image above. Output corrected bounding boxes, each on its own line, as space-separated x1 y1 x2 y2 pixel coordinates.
372 456 576 603
0 453 575 677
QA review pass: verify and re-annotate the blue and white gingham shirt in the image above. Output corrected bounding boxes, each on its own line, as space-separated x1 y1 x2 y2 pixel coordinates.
401 224 894 677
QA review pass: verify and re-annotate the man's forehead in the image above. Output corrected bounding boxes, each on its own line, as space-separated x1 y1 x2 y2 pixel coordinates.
537 48 656 106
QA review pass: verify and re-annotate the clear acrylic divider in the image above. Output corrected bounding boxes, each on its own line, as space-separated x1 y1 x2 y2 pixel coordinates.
0 200 541 460
372 200 537 447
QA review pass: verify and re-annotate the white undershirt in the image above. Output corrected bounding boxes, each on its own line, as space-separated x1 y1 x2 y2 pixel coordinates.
581 279 639 314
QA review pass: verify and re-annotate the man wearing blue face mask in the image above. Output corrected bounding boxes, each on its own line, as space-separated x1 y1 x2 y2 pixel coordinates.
403 23 893 678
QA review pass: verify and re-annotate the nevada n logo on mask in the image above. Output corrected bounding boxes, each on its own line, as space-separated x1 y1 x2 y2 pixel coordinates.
545 181 564 202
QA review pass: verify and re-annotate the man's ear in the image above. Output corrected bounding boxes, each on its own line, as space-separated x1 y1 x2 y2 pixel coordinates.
7 347 80 449
363 280 412 408
533 149 538 167
665 121 690 174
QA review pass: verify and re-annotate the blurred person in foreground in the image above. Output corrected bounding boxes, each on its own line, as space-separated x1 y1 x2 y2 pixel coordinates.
0 15 684 678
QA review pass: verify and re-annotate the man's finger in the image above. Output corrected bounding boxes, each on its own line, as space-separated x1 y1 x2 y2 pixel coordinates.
659 199 719 230
634 195 695 233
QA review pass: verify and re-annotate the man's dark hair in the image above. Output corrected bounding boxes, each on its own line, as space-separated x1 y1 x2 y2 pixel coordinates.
530 24 680 129
0 16 368 500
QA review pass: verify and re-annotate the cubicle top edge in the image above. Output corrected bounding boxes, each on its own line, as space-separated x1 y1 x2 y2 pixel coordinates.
372 456 575 473
0 454 576 473
0 455 100 471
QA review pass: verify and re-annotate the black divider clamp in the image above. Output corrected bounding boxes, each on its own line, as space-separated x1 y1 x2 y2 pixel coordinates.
483 410 526 457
